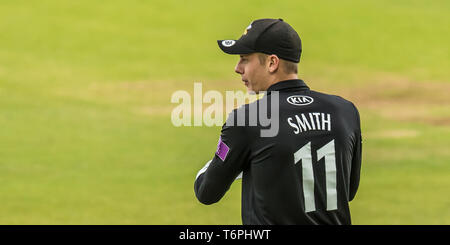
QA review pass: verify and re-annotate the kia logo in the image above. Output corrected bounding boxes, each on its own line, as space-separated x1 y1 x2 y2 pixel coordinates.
287 95 314 106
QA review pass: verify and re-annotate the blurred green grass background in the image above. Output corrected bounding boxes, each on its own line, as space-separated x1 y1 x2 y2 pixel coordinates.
0 0 449 224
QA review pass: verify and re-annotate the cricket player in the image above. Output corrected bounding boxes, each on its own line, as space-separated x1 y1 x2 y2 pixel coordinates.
194 18 362 225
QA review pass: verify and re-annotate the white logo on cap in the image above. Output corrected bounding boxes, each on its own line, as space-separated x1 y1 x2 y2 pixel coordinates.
243 24 252 35
222 40 236 47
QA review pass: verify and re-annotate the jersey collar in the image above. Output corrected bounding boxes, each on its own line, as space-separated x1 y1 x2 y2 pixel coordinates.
266 79 310 92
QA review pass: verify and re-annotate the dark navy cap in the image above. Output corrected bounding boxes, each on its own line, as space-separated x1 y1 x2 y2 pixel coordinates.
218 18 302 63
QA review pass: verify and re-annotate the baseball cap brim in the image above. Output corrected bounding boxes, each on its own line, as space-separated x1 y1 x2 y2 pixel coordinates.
217 40 255 55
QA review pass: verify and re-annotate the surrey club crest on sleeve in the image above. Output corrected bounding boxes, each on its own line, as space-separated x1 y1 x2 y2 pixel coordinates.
215 137 230 161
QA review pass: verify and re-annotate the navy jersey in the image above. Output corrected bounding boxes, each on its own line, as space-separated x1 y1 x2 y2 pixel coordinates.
194 79 362 225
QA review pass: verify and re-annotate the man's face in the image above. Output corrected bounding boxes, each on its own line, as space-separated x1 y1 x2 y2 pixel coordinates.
234 53 269 94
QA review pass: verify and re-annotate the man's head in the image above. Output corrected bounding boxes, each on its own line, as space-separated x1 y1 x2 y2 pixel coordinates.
234 53 298 93
218 18 302 93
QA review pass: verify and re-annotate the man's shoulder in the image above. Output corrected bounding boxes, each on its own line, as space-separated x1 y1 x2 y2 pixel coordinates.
224 103 255 128
308 89 359 111
223 99 271 132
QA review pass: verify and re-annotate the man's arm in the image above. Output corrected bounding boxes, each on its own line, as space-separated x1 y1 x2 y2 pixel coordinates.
349 104 362 201
194 109 250 205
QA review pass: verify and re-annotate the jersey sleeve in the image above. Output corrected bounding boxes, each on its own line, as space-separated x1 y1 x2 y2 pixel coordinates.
194 109 251 205
349 103 362 201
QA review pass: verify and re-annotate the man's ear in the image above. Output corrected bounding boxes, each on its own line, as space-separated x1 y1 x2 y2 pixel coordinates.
267 55 280 73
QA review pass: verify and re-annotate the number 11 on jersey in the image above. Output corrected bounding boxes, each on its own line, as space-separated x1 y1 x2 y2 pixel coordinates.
294 140 337 212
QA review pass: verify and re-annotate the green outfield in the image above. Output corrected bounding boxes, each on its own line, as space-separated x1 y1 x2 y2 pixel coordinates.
0 0 449 224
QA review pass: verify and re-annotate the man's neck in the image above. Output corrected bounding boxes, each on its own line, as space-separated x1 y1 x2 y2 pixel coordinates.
265 74 298 90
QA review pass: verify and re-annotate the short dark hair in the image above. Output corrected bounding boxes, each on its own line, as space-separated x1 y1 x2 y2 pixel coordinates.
257 53 298 74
